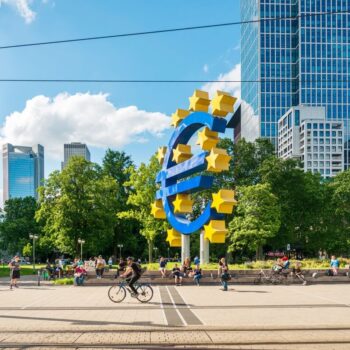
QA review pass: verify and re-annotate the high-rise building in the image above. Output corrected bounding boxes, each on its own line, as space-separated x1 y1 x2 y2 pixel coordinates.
278 106 344 177
61 142 91 169
3 144 44 202
233 0 350 168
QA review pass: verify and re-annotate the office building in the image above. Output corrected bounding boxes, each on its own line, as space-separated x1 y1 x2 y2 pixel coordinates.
3 144 44 202
61 142 91 169
278 106 344 177
233 0 350 169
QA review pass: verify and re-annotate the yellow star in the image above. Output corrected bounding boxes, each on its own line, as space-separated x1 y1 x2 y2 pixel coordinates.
166 228 182 247
204 220 227 243
172 144 192 163
211 189 237 214
211 91 237 117
189 90 210 112
206 148 231 172
157 147 167 165
151 200 166 219
171 109 190 128
173 194 193 213
196 127 219 151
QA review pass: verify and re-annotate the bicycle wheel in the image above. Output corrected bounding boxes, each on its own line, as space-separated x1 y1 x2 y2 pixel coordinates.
136 284 154 303
108 285 126 303
253 276 262 285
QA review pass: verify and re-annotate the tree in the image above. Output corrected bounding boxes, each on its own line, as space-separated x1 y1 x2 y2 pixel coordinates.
228 184 281 259
36 157 119 256
101 150 142 258
259 157 326 254
0 197 41 256
122 155 167 262
232 138 275 186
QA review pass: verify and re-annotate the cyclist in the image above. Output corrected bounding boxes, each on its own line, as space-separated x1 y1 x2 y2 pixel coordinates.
120 257 141 297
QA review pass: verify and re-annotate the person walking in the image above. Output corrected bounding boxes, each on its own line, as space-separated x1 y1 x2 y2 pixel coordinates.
159 257 167 278
108 257 113 269
193 264 202 286
9 256 21 290
219 257 230 291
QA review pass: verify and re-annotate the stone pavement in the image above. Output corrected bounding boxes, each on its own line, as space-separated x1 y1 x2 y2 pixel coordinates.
0 282 350 348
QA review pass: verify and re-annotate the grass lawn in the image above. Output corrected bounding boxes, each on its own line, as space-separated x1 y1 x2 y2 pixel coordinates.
141 259 349 271
0 264 46 278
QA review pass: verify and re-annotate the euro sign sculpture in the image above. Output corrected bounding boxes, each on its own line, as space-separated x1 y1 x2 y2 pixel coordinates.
151 90 238 247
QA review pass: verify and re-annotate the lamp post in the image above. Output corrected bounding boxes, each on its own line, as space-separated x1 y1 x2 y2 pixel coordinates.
29 233 38 271
153 247 158 262
117 244 124 260
167 247 170 260
78 238 85 260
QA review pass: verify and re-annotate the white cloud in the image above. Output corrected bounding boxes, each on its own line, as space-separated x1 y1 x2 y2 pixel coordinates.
0 0 36 23
203 64 209 73
0 92 170 159
202 63 241 99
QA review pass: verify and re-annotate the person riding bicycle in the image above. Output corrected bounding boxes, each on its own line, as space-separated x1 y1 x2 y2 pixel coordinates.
120 257 142 297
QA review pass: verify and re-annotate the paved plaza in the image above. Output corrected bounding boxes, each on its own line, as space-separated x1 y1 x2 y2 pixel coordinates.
0 282 350 348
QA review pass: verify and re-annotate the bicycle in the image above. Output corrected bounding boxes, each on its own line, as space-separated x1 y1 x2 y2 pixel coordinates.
254 269 290 285
108 278 154 303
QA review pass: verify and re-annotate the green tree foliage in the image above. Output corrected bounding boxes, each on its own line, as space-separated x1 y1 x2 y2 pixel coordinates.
259 157 327 253
101 150 144 258
122 155 167 262
36 157 119 256
233 138 275 186
0 197 41 256
228 184 281 258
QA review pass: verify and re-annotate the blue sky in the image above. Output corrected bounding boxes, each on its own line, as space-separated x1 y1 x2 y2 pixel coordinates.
0 0 241 197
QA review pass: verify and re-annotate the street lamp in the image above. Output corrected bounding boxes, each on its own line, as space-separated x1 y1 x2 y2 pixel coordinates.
29 233 38 271
153 247 158 262
78 238 85 260
167 247 170 260
117 244 124 260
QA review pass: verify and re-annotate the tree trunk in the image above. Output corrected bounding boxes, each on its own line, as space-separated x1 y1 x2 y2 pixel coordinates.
256 245 263 261
148 240 153 263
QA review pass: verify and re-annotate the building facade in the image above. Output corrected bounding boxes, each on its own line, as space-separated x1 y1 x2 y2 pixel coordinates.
278 106 344 177
238 0 350 169
3 144 44 202
61 142 91 169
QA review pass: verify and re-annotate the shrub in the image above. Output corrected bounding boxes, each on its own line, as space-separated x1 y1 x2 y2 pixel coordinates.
53 278 74 285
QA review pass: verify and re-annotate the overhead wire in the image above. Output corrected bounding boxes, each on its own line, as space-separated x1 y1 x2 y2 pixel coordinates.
0 9 349 50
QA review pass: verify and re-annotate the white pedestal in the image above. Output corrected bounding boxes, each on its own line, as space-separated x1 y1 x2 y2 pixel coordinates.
200 231 209 264
181 234 190 264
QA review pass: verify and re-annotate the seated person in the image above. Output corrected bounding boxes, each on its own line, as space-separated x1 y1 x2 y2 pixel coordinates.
330 255 340 276
115 258 126 278
181 257 193 277
74 264 87 286
292 261 307 285
172 264 183 286
193 264 202 286
272 258 283 274
281 255 290 270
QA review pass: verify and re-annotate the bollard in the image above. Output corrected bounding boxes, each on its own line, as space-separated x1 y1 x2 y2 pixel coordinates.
37 270 41 286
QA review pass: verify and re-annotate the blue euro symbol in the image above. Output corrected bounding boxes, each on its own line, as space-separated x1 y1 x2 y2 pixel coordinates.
156 112 227 235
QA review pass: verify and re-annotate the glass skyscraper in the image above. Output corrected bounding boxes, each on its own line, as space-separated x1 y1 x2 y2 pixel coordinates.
239 0 350 168
3 144 44 202
61 142 91 169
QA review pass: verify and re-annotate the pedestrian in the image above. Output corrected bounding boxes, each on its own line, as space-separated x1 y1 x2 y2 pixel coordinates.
8 255 21 289
172 263 183 286
219 257 230 291
193 264 202 286
108 256 113 269
194 256 200 265
159 257 167 278
95 255 106 279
